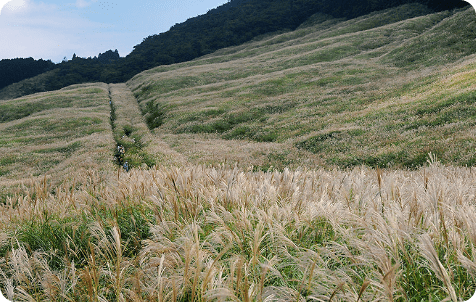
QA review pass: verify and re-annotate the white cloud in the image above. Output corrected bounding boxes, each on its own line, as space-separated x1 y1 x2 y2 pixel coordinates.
1 0 28 15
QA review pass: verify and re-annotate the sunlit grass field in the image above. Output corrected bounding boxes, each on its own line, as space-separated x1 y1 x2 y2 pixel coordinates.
1 4 476 301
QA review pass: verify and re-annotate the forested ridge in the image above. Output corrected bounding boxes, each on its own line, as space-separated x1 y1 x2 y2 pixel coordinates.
0 58 56 90
0 0 469 99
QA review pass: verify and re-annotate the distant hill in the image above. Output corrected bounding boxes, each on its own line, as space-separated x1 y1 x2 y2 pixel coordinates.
0 58 56 90
0 0 469 100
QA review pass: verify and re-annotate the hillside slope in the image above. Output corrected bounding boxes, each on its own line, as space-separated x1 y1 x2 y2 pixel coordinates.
0 83 114 199
127 4 476 170
0 0 468 100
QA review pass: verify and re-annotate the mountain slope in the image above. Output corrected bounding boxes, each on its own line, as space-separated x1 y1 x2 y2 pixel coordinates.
125 0 468 75
0 0 469 100
127 4 476 170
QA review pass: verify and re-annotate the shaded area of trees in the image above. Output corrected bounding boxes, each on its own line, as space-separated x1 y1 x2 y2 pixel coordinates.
0 58 56 90
53 50 122 88
0 0 469 98
0 50 122 96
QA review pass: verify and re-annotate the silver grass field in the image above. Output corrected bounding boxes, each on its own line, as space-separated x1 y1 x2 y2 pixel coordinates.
1 161 476 301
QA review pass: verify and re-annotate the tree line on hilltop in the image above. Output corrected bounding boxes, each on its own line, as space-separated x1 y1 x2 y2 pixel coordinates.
0 0 469 98
0 58 56 90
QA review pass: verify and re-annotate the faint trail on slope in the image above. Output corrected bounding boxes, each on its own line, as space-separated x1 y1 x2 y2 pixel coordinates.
108 83 186 167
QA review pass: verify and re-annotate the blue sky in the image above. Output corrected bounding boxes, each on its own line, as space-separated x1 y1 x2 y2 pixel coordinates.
0 0 229 62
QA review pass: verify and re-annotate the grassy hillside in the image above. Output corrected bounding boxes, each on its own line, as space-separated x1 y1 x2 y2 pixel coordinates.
0 83 116 199
108 83 185 169
1 4 476 302
0 82 184 200
128 4 476 171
